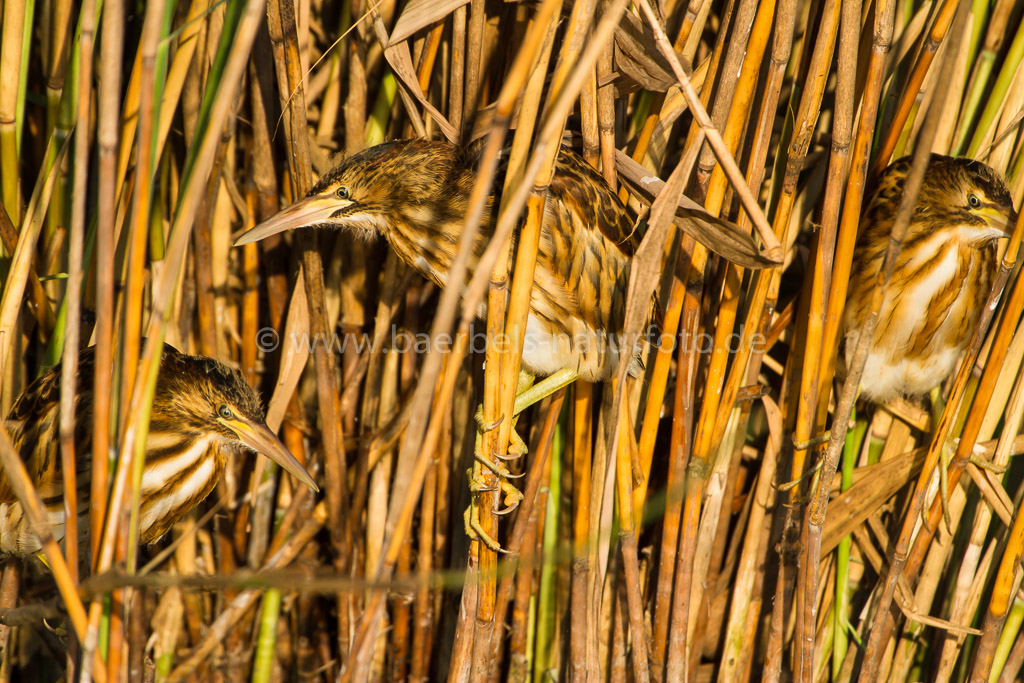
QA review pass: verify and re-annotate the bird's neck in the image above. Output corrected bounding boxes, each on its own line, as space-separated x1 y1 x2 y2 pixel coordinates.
137 432 228 543
382 191 490 292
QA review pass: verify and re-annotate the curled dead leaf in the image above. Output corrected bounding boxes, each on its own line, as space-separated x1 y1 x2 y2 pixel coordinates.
614 10 689 92
614 150 780 269
390 0 469 46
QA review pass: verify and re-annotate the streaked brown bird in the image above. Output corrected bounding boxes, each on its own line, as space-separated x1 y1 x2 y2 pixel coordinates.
844 154 1018 404
0 344 318 557
237 139 657 382
234 139 660 548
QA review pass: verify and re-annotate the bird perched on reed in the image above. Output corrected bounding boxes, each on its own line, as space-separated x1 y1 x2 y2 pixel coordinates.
0 344 318 557
234 138 661 549
237 139 658 381
844 154 1017 404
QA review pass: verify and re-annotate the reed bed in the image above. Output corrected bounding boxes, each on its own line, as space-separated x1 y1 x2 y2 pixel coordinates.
0 0 1023 680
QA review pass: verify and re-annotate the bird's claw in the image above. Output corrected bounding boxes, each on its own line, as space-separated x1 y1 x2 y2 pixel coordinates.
463 505 511 554
474 407 528 459
474 407 504 433
506 429 528 458
468 463 525 509
467 468 497 493
498 479 524 510
465 418 528 552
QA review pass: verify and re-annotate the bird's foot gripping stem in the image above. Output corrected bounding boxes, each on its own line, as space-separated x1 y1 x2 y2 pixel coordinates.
464 409 527 553
462 368 579 552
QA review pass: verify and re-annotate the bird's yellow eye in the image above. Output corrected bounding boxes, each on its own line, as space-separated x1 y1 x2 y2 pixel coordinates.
336 186 351 200
218 404 233 419
968 194 981 208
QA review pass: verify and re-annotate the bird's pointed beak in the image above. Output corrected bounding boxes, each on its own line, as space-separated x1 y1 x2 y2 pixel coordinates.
1005 208 1020 238
219 416 319 492
234 195 351 246
983 205 1019 238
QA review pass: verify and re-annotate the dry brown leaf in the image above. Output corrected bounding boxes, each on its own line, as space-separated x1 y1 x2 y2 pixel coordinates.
821 434 1024 555
372 14 458 142
613 10 688 92
390 0 468 45
614 150 779 268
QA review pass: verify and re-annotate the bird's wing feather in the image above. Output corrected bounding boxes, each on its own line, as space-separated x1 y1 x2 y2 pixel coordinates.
549 148 642 258
0 348 98 504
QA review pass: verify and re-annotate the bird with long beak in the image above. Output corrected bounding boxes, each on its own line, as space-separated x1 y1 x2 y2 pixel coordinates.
0 344 317 556
234 139 671 550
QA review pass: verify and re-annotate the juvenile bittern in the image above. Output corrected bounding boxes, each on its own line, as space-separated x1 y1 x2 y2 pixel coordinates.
0 344 318 556
235 139 658 549
844 155 1017 403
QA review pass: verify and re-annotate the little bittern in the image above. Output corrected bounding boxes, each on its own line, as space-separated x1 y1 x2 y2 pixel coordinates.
845 154 1018 403
235 139 657 548
0 344 318 556
237 139 655 380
